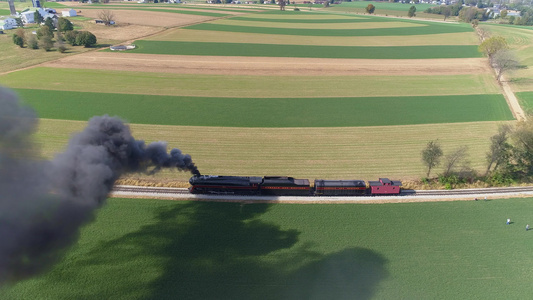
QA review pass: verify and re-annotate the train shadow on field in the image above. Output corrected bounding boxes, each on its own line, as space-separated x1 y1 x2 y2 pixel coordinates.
72 201 389 299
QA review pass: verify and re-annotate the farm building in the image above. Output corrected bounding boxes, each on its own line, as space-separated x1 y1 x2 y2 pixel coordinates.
20 8 46 24
0 17 17 30
62 9 77 17
20 11 35 24
42 14 58 27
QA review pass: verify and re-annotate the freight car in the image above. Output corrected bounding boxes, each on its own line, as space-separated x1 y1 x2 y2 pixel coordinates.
189 175 402 196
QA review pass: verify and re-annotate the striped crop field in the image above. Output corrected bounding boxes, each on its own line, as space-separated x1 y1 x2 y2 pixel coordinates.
147 29 478 46
34 119 508 181
0 8 511 181
208 19 426 29
13 89 513 127
126 40 480 59
183 21 473 36
1 68 499 98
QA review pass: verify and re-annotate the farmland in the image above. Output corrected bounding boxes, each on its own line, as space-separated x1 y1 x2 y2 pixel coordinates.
479 23 533 92
0 5 512 180
127 40 480 58
0 3 528 299
4 68 498 97
13 89 511 127
2 197 533 299
34 118 506 182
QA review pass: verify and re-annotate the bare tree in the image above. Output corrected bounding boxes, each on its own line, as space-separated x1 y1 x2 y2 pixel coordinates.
492 49 520 82
476 27 490 42
98 10 115 26
485 125 512 176
421 140 443 178
443 146 469 176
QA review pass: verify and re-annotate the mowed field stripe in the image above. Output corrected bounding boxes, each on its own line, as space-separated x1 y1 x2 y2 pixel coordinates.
128 40 481 59
41 53 491 76
184 22 473 36
3 67 499 97
228 16 391 22
35 119 512 181
14 89 513 127
147 29 479 46
210 19 426 29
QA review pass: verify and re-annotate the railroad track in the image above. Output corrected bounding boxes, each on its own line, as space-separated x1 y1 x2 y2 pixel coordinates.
112 185 533 200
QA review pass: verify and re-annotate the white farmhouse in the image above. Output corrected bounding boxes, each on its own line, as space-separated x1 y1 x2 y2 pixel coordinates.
20 10 35 24
0 17 17 30
62 9 77 17
20 8 46 24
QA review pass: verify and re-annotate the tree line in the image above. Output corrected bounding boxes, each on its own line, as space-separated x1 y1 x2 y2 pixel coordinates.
12 16 97 52
421 118 533 188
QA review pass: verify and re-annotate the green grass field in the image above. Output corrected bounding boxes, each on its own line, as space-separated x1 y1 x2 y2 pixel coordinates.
516 92 533 113
1 68 498 98
2 197 533 299
127 40 480 59
184 21 473 36
325 1 449 19
333 1 436 12
228 15 397 23
14 89 512 127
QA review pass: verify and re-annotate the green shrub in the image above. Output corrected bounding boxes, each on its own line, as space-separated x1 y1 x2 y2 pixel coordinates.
12 34 24 48
28 35 38 49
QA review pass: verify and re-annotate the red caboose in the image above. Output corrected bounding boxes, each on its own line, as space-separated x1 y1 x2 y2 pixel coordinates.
368 178 402 195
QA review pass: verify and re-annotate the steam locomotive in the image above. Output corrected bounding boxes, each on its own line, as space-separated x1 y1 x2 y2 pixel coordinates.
189 175 402 196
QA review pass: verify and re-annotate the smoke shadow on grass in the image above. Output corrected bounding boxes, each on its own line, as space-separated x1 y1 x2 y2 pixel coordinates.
63 201 388 300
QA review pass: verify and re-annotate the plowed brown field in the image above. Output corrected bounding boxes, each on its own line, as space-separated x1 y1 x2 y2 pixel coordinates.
78 9 217 27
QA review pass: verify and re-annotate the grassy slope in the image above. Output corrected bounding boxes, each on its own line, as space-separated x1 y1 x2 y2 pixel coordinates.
34 119 507 181
13 89 512 127
2 198 533 299
1 68 499 97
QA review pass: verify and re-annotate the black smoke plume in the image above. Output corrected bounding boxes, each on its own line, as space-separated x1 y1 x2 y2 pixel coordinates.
0 87 199 285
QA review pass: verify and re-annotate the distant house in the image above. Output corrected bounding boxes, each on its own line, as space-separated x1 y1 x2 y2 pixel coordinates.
0 18 17 30
21 10 36 24
507 10 521 17
42 13 58 27
20 8 46 24
62 9 77 17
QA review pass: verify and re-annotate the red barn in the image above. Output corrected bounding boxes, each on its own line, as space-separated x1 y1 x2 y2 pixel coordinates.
368 178 402 195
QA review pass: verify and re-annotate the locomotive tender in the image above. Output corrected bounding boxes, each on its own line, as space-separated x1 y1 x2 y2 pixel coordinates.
189 175 402 196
